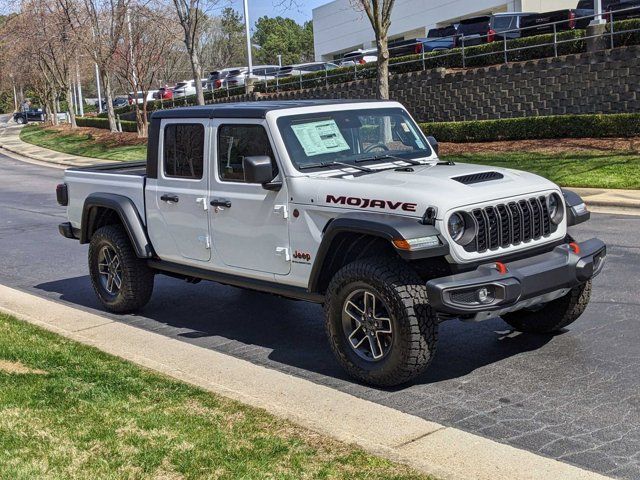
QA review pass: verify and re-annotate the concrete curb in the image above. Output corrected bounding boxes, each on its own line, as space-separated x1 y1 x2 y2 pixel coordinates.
0 284 613 480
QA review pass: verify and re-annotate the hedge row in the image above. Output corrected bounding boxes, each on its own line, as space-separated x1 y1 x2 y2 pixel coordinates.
76 116 138 133
420 113 640 143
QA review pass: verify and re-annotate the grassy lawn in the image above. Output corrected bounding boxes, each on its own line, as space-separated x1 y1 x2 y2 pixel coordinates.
20 125 147 162
442 151 640 190
0 313 431 480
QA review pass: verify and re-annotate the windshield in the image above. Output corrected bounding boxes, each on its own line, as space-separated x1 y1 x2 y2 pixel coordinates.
277 108 433 170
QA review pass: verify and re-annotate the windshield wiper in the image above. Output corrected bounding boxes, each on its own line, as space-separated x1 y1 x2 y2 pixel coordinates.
356 154 422 165
356 154 453 166
299 161 374 172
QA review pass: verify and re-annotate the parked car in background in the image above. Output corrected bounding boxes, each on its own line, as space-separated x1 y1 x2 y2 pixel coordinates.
520 7 593 37
457 16 494 46
490 12 535 40
415 25 459 53
338 48 378 66
275 62 339 78
113 96 128 109
172 80 197 98
128 91 157 105
221 66 280 88
154 86 173 100
207 68 241 89
605 0 640 20
14 108 45 124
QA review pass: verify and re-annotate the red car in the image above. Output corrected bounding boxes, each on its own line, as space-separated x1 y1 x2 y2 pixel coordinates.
154 86 174 100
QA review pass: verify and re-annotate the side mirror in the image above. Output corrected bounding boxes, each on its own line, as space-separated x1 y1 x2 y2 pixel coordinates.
426 136 439 155
243 155 280 190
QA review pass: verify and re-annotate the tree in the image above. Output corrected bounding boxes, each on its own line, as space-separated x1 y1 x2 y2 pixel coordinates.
57 0 130 132
252 16 314 66
113 5 177 136
169 0 219 105
350 0 395 99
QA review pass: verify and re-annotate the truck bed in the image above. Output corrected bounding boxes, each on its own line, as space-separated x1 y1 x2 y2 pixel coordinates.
64 161 148 229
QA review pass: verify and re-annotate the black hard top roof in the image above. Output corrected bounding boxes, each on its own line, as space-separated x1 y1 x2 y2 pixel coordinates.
151 99 382 120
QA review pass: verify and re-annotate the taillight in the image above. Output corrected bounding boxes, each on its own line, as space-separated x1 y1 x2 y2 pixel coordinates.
56 183 68 206
215 79 222 88
414 43 423 54
358 58 366 65
569 11 576 29
487 28 496 42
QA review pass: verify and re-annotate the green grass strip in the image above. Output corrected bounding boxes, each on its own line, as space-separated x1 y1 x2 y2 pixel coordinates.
0 313 432 479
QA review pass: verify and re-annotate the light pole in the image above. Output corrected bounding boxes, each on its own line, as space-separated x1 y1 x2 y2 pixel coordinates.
76 60 84 117
243 0 253 76
591 0 605 25
95 63 103 114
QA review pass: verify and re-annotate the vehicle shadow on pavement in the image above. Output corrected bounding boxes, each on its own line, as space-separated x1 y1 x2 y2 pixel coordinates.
35 274 555 389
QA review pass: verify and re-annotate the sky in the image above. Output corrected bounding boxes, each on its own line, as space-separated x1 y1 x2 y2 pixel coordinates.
227 0 330 25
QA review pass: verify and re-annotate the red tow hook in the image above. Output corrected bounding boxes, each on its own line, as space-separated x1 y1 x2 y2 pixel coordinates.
569 242 581 254
495 262 508 274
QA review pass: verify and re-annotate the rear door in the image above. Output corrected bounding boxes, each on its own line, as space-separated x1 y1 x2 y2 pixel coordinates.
209 120 291 276
146 119 212 264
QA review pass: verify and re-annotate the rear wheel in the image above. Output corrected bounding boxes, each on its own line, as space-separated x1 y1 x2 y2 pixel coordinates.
502 280 591 333
88 224 154 313
324 257 438 387
15 116 25 124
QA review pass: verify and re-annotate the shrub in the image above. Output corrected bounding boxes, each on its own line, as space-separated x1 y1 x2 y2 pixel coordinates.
420 113 640 143
76 116 138 133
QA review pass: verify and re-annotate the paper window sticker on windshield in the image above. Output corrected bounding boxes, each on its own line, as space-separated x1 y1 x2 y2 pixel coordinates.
400 122 411 133
291 120 351 157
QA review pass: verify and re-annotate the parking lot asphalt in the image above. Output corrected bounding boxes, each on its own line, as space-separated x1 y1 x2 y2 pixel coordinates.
0 151 638 479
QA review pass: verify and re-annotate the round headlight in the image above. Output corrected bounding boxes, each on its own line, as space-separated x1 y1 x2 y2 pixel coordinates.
448 213 465 242
547 193 564 224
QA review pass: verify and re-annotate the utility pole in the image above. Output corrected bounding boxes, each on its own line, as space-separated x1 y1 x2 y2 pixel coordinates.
243 0 253 76
95 63 103 113
76 60 84 117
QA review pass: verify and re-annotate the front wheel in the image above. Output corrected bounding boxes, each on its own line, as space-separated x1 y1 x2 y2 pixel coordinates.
15 116 25 124
88 224 154 313
501 280 592 334
324 257 438 387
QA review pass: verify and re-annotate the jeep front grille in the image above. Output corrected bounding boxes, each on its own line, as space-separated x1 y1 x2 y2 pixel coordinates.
464 196 555 253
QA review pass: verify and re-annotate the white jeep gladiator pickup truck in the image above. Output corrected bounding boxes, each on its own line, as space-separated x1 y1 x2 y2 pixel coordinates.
57 100 606 386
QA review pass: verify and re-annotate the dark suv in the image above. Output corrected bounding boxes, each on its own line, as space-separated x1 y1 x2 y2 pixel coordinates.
490 12 535 40
14 109 45 124
457 16 494 46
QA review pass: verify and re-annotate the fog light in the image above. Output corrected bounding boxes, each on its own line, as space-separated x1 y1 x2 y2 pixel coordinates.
477 288 489 303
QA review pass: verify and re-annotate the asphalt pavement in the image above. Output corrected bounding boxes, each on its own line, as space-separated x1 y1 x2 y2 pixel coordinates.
0 151 638 479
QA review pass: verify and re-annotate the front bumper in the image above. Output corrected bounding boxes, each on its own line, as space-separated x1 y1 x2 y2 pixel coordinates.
426 239 606 316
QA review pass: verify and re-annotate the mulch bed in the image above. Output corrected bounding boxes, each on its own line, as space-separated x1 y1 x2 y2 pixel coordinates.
440 137 640 155
43 125 147 147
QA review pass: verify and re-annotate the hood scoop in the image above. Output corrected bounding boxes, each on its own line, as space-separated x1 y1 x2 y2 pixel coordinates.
452 171 504 185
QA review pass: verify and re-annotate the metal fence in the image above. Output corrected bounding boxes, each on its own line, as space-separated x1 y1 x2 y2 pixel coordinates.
140 5 640 111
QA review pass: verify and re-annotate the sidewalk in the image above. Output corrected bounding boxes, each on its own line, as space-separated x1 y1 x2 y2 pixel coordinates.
0 123 112 167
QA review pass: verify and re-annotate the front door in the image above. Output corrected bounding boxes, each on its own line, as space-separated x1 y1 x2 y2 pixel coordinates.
147 119 211 264
209 121 291 276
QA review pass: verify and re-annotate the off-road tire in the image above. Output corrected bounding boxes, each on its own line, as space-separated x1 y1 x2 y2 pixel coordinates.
502 280 591 334
15 116 25 124
324 257 438 387
88 224 154 313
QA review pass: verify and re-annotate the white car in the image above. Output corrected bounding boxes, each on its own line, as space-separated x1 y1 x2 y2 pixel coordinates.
128 91 157 105
275 62 340 78
339 48 378 66
57 100 605 388
172 80 197 98
221 65 281 88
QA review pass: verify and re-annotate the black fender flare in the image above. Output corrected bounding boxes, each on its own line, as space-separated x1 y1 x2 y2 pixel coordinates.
562 189 590 226
308 211 448 293
80 193 154 258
